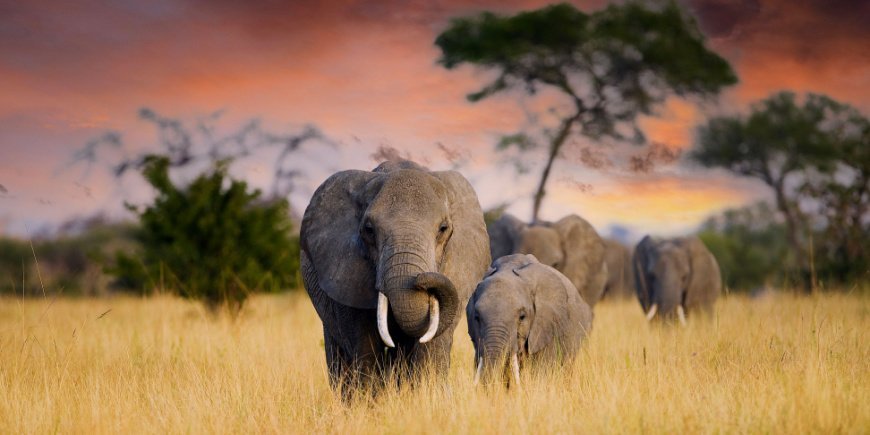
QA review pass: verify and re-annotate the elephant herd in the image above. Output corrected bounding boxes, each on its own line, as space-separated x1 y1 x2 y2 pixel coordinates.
300 161 722 394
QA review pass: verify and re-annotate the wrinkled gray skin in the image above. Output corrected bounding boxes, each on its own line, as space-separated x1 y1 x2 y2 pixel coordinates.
488 213 608 307
601 239 635 300
300 160 490 394
633 235 721 322
467 254 593 386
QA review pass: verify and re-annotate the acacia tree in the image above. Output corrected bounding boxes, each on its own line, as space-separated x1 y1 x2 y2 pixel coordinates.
693 92 869 289
435 1 736 221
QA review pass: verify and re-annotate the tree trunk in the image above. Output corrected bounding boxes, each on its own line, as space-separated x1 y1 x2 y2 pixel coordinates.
772 182 812 292
530 112 582 223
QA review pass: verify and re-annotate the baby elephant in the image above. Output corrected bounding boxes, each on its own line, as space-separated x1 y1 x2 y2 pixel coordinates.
467 254 593 387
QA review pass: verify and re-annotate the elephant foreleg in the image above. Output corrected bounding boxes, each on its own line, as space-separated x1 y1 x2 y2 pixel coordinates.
408 330 454 381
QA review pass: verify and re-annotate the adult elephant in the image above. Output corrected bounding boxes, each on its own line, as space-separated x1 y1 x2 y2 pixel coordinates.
487 213 608 307
601 239 634 300
633 235 721 324
300 160 490 392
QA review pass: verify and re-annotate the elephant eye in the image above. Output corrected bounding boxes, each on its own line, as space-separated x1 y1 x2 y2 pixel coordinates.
519 311 526 321
362 220 375 238
438 221 449 234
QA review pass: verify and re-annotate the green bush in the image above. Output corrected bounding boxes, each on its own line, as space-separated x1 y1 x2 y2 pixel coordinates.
109 156 300 313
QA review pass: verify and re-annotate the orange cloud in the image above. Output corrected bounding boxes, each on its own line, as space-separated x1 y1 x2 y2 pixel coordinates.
547 174 761 235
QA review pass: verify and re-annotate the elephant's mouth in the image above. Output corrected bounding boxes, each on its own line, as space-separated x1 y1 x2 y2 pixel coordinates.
377 272 457 347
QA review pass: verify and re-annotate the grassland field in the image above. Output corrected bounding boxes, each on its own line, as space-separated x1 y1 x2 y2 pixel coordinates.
1 291 868 434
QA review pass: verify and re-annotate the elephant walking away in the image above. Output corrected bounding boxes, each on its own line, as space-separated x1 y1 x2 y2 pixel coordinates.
300 160 490 394
487 213 608 307
467 254 593 387
633 235 721 325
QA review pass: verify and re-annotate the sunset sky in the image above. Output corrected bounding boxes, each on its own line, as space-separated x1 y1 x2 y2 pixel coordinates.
1 0 868 240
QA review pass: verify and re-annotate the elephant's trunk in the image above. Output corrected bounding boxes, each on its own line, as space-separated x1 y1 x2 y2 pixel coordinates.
414 272 459 341
378 244 459 344
477 327 518 386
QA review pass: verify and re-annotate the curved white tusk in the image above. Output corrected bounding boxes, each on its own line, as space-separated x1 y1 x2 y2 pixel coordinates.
377 292 395 348
473 357 483 385
510 353 521 387
645 303 658 321
677 305 687 326
418 295 439 344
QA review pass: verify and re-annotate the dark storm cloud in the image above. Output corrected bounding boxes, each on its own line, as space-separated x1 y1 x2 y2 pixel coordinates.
687 0 870 63
685 0 761 38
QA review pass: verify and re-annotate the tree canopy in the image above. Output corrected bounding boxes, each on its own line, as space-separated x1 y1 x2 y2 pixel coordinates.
436 1 737 221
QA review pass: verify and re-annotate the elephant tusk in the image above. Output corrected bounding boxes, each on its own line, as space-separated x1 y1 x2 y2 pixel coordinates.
510 353 521 387
418 295 439 344
645 303 658 321
473 357 483 385
377 292 395 348
677 305 687 326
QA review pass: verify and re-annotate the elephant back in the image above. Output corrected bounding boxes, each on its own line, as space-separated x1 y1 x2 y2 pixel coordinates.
552 214 607 307
487 213 526 261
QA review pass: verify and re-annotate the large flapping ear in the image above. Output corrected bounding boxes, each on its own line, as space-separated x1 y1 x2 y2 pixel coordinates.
682 236 722 308
633 235 655 311
300 170 381 309
525 262 573 355
432 170 491 304
487 213 526 261
552 215 606 306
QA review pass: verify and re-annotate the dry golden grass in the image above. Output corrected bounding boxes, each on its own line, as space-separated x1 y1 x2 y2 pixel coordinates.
1 291 868 434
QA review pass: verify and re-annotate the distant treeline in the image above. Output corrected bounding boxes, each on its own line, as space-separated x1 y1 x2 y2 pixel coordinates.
699 202 868 292
0 200 302 301
0 218 137 297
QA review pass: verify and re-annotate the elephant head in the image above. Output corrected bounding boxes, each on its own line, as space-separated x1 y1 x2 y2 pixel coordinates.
301 160 490 346
634 235 721 324
466 254 592 386
487 213 607 307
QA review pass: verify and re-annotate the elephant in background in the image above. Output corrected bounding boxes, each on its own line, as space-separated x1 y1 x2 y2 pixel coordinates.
467 254 593 387
300 160 490 393
633 235 721 324
487 213 608 307
601 239 635 300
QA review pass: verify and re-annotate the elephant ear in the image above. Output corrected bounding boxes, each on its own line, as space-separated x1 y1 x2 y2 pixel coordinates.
633 235 655 311
487 213 526 260
432 170 491 304
300 169 381 309
682 236 722 309
526 262 573 355
552 215 606 306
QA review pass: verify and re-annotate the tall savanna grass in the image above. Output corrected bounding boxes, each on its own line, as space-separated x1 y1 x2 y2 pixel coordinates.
1 292 867 433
